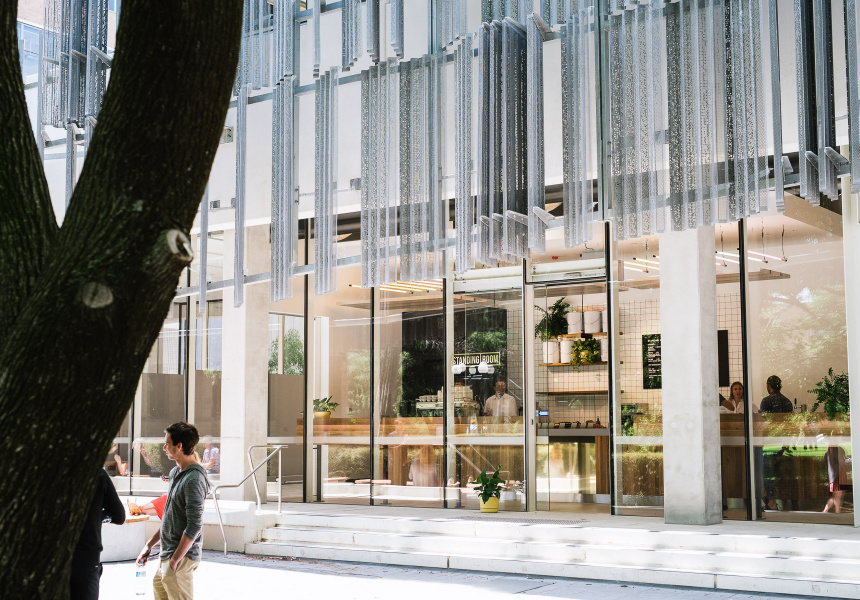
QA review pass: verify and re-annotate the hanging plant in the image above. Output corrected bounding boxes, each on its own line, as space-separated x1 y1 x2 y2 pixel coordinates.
570 338 601 370
534 298 570 341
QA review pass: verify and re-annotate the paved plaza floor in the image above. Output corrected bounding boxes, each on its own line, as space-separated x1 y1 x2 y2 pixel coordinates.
100 550 818 600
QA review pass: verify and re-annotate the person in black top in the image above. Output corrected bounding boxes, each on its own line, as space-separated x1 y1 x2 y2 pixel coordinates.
71 468 126 600
759 375 793 413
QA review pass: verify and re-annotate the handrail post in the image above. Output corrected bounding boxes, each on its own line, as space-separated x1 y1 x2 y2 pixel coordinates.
213 444 288 556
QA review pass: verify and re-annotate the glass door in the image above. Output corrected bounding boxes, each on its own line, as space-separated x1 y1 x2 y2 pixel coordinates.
533 282 610 513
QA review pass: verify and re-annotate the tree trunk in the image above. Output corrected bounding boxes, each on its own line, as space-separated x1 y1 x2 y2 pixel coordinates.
0 3 243 598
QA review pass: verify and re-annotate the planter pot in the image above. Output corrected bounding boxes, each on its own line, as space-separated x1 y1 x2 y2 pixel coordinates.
542 340 559 364
559 338 573 363
480 497 499 513
314 411 331 419
583 310 602 333
566 312 582 334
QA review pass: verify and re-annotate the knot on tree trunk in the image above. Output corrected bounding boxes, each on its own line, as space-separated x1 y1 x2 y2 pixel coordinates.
79 282 114 309
166 229 194 263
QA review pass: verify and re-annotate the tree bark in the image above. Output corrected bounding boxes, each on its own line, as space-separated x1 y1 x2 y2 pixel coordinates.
0 2 243 598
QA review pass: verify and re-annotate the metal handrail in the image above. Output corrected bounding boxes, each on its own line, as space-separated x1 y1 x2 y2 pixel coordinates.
247 444 286 514
211 444 287 556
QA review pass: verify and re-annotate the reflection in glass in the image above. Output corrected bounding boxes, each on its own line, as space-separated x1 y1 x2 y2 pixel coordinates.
747 209 852 523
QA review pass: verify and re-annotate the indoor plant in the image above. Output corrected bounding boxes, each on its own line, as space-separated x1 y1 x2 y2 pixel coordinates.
535 298 570 364
313 396 339 419
472 465 505 513
809 369 849 420
570 338 601 370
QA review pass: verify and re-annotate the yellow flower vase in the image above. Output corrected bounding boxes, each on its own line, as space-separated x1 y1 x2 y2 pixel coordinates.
480 497 499 513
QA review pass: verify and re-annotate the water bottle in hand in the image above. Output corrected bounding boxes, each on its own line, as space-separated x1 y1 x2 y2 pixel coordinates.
135 561 147 596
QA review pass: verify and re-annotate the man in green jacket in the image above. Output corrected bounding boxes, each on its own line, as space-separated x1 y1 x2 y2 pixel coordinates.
137 422 210 600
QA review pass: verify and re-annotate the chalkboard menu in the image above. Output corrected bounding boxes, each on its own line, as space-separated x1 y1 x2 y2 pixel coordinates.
642 334 662 389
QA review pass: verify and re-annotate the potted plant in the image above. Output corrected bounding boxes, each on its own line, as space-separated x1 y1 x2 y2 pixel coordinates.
472 465 505 513
535 298 570 364
313 396 338 419
809 369 849 420
570 338 601 370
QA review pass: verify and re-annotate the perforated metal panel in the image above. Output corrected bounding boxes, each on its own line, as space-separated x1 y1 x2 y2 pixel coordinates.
341 0 361 72
454 36 475 275
315 68 339 295
361 59 398 288
399 54 446 283
561 8 596 249
271 0 297 302
235 83 249 307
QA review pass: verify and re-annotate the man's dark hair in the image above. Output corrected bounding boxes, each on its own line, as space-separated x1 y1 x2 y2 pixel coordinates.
166 422 199 456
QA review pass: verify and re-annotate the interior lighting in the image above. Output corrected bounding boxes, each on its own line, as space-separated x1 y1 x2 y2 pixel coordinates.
630 257 660 267
748 250 787 262
623 261 657 271
478 361 489 374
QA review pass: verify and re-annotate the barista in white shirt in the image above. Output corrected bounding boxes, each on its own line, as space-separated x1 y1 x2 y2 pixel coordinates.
484 381 519 417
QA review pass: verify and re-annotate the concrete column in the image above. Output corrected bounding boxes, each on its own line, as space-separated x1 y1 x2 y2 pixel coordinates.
841 189 860 528
659 226 722 525
219 227 270 502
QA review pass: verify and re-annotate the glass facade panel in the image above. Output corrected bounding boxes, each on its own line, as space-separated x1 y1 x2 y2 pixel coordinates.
612 234 663 517
267 233 308 503
747 209 853 523
374 281 446 507
534 278 610 513
312 262 372 504
450 286 525 511
133 308 187 495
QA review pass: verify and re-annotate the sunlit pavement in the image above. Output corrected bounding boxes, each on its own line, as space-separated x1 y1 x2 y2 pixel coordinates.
99 550 816 600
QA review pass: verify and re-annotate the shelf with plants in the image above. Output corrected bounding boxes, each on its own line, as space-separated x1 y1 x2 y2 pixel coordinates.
539 390 609 395
539 361 608 367
558 332 607 338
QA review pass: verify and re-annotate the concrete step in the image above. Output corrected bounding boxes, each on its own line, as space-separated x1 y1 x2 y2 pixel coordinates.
259 525 860 582
272 511 860 561
245 538 860 599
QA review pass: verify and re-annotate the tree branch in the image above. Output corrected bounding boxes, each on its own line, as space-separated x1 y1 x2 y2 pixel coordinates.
0 6 59 343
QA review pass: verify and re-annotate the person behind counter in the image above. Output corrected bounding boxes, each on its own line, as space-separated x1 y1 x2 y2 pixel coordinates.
484 380 519 417
720 381 745 413
759 375 793 413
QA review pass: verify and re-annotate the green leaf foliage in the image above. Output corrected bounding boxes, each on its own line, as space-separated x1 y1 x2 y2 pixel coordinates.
570 337 601 369
535 298 570 341
809 368 849 420
313 396 339 412
472 465 505 503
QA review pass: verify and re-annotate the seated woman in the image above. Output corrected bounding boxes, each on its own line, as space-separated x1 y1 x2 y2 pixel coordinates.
721 381 745 413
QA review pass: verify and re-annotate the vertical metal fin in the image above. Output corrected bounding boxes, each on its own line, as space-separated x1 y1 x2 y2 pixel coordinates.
200 184 209 314
315 68 339 295
813 0 838 200
235 83 249 307
527 14 549 254
847 0 860 194
272 0 296 301
342 0 361 71
361 59 398 287
562 6 597 248
391 0 404 58
399 54 445 282
794 0 820 205
367 0 380 63
314 0 322 78
455 35 475 274
768 0 786 211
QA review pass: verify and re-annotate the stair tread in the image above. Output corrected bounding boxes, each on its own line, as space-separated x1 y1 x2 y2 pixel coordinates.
261 526 860 562
245 540 860 584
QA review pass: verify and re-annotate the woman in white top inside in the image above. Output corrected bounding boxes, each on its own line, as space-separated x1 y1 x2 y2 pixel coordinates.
720 381 745 413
